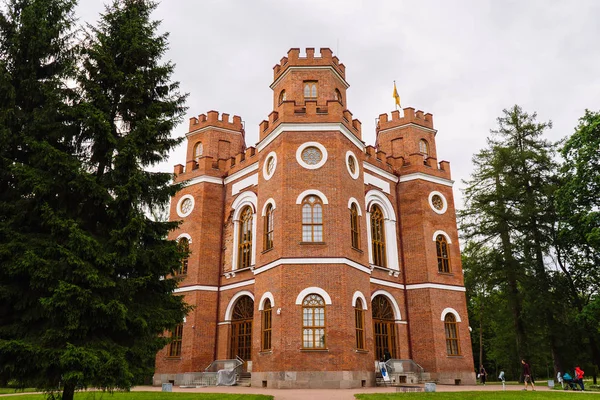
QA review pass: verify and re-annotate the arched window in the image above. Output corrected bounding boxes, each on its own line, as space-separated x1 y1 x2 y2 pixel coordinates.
302 294 326 349
302 195 323 242
261 299 272 351
444 314 461 355
238 206 253 269
372 295 397 360
304 82 317 99
230 296 253 360
264 203 274 251
355 298 365 350
334 88 342 104
168 324 183 357
177 237 189 275
419 139 429 156
194 142 203 160
436 234 450 273
278 90 286 104
371 205 386 267
350 203 360 249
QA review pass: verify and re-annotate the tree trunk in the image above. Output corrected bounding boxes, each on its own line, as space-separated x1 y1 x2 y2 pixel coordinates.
62 383 75 400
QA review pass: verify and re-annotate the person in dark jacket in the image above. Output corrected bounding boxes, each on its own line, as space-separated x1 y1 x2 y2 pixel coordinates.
479 365 487 385
521 359 535 391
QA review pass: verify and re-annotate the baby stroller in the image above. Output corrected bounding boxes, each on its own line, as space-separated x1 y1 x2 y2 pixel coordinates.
562 372 579 390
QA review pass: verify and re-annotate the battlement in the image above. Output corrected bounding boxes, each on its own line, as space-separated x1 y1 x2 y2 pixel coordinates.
273 48 346 81
174 146 258 182
188 110 244 133
377 107 434 131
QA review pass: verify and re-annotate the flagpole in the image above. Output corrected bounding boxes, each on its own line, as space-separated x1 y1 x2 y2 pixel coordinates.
394 80 397 110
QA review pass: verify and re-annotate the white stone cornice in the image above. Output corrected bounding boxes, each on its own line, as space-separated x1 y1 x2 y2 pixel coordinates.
183 175 223 187
253 257 371 275
257 123 365 153
363 162 399 183
174 285 218 293
186 125 243 137
270 66 350 90
224 162 259 184
369 278 404 289
405 283 466 292
220 279 255 291
377 122 438 136
399 172 454 187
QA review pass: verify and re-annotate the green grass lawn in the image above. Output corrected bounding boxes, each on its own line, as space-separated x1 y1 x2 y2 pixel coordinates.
0 393 272 400
0 387 37 394
355 392 592 400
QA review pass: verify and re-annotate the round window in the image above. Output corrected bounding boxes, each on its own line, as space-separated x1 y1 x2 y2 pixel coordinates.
176 194 195 218
348 156 356 174
181 198 193 214
428 191 448 214
301 146 323 165
262 151 277 180
431 195 444 210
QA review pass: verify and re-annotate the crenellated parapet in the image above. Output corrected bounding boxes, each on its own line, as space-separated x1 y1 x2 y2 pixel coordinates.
377 107 434 132
188 110 244 134
273 47 346 81
174 146 258 184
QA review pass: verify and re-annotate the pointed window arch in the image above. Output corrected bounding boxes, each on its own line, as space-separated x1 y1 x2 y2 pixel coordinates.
238 206 253 269
302 294 326 349
419 139 429 156
355 298 365 350
371 205 386 267
350 203 360 249
261 298 272 351
230 296 254 361
334 88 343 104
302 195 323 242
264 203 274 251
278 90 286 104
372 295 397 360
304 82 317 99
194 142 203 160
436 234 450 273
176 237 189 275
444 314 461 355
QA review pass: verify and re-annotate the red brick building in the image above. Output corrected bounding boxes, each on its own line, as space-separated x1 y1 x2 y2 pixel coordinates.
154 48 475 388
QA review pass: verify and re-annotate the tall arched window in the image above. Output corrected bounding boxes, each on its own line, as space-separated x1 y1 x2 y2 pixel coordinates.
194 142 203 160
436 234 450 273
372 295 397 360
304 82 317 99
371 205 386 267
168 324 183 357
238 206 253 269
334 88 342 105
230 296 254 361
302 294 326 349
419 139 429 156
355 298 365 350
177 237 189 275
302 195 323 242
261 299 272 351
444 314 461 355
264 204 274 251
278 90 286 104
350 203 360 249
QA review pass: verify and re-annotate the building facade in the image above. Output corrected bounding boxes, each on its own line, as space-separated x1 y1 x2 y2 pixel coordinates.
154 48 475 388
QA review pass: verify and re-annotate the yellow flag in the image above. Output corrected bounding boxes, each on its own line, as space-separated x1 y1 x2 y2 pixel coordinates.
393 82 401 108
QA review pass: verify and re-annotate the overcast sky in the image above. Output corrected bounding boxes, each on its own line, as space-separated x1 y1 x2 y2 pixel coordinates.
77 0 600 209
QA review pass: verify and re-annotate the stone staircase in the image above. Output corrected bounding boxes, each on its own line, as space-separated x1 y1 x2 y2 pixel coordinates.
236 372 251 387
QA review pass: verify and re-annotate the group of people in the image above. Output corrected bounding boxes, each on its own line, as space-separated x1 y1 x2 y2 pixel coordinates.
557 366 585 391
477 360 585 391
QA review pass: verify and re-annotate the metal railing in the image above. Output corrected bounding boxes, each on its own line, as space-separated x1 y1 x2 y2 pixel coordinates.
384 359 425 382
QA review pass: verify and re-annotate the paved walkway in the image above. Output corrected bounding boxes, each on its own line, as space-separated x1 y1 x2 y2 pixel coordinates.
131 383 554 400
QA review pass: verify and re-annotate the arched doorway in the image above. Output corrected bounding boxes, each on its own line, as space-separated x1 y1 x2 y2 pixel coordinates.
372 294 397 361
230 296 254 362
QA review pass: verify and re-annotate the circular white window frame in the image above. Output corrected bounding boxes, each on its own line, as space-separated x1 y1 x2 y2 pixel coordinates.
296 141 328 170
177 194 195 218
345 150 359 180
263 151 277 181
428 191 448 215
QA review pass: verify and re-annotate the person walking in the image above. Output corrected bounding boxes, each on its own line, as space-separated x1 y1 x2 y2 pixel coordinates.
521 359 535 391
575 366 585 391
479 365 487 385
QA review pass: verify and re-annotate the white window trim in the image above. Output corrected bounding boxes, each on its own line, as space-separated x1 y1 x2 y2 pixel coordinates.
295 287 332 305
348 197 363 215
258 292 275 310
432 230 452 244
365 190 399 271
224 290 255 321
296 141 328 170
232 191 258 271
429 191 448 214
262 151 277 181
441 307 462 322
176 194 194 218
261 198 277 216
296 189 329 205
346 150 360 180
176 233 192 243
352 291 368 310
371 290 402 321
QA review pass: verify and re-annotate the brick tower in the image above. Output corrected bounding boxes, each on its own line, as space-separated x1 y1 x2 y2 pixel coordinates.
154 48 475 388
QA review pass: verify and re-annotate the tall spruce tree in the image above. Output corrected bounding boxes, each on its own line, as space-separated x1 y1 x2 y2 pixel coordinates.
0 0 189 398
